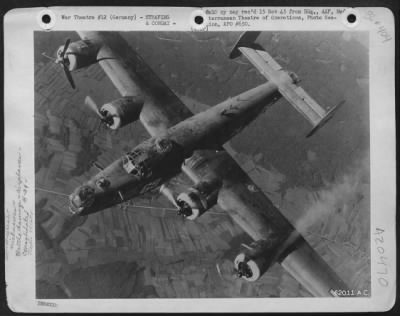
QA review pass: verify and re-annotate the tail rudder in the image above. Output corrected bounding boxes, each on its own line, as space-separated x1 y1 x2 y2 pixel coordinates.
229 31 261 59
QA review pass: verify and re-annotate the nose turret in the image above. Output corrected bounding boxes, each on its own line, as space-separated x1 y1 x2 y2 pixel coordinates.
69 185 96 215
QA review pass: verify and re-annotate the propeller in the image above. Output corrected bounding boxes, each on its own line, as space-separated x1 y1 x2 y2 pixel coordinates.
92 161 104 171
216 243 257 281
41 52 56 62
62 62 75 89
61 39 71 57
84 96 115 127
55 39 76 89
159 184 180 209
159 184 197 218
216 260 240 282
240 243 254 251
84 96 104 119
236 261 253 279
217 260 253 281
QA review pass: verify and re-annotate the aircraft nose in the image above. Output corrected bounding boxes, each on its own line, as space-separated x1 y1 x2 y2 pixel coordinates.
69 184 96 215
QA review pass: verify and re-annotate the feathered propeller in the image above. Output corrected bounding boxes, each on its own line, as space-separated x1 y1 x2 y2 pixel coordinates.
56 39 76 89
42 38 75 89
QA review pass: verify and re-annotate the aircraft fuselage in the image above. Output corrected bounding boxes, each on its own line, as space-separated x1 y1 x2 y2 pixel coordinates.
69 81 281 215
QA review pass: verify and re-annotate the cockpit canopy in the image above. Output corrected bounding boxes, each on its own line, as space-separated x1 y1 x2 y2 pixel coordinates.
122 137 175 178
122 152 147 177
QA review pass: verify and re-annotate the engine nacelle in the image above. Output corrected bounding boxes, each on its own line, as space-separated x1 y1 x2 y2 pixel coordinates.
234 239 281 282
100 96 144 130
176 177 222 220
57 39 101 71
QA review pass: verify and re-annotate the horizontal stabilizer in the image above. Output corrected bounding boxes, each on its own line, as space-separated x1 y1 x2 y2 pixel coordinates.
233 33 342 136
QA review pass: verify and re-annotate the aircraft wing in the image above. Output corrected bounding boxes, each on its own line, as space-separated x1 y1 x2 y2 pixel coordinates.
77 31 193 137
180 149 348 297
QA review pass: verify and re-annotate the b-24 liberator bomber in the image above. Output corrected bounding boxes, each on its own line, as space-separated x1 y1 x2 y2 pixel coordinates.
48 31 346 297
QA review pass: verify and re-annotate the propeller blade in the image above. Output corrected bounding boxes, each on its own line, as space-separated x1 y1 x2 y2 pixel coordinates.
41 52 56 62
84 96 103 119
61 38 71 58
216 260 238 282
240 243 254 251
92 162 104 171
216 263 223 279
159 184 179 209
62 63 75 89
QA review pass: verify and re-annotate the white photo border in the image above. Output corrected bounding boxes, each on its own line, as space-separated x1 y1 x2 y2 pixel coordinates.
4 6 396 313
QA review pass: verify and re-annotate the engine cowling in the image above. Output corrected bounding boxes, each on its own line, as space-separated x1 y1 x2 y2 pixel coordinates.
176 177 222 220
234 239 281 282
100 96 144 130
57 39 101 71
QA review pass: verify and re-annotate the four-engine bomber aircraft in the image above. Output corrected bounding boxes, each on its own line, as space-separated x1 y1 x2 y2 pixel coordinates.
51 31 347 296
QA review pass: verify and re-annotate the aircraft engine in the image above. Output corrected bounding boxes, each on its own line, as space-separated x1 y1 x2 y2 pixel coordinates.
234 239 281 282
176 177 222 220
85 96 144 130
56 39 101 71
99 96 144 130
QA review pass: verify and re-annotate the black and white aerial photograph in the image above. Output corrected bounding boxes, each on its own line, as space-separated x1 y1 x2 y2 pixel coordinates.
33 31 370 299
